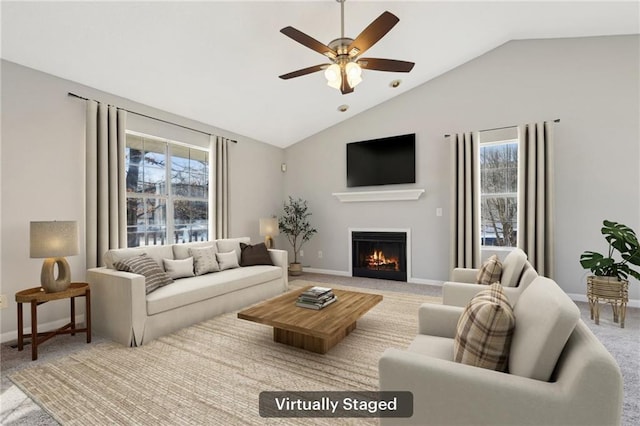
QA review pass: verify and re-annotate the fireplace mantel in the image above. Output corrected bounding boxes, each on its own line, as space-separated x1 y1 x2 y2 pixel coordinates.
333 189 425 203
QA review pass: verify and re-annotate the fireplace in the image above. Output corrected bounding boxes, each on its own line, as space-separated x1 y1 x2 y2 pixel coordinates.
351 231 407 281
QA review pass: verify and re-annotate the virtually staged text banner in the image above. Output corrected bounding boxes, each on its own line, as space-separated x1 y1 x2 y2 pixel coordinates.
259 391 413 418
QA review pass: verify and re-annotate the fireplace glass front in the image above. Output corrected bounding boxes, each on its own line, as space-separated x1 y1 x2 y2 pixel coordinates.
352 231 407 281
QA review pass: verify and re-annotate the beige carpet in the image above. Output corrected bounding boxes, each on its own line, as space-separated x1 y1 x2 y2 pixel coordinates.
9 281 440 425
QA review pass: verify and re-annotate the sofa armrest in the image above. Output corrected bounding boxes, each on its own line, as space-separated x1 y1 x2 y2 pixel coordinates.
379 349 567 426
268 249 288 289
417 303 463 338
450 267 478 283
443 282 521 307
442 281 483 307
87 267 147 346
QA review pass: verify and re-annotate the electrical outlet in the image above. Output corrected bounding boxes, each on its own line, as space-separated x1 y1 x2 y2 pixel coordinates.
0 294 8 309
318 251 323 259
299 250 304 257
436 207 443 217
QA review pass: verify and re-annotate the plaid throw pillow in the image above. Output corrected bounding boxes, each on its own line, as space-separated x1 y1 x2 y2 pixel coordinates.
476 254 503 285
454 283 515 372
114 253 174 295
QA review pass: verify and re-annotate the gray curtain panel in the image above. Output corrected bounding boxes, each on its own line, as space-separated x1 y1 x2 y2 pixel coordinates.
214 136 230 239
450 131 481 274
86 101 127 268
517 121 555 278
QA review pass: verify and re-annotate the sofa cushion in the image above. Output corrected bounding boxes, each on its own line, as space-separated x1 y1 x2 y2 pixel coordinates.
163 257 195 279
240 242 274 266
216 237 250 263
104 245 174 270
476 255 503 285
173 241 218 260
509 277 580 381
501 248 527 287
114 253 174 294
146 265 282 315
217 251 240 270
189 245 220 275
454 283 515 372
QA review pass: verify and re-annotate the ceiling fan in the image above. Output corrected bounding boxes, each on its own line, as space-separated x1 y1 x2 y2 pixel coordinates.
279 0 415 95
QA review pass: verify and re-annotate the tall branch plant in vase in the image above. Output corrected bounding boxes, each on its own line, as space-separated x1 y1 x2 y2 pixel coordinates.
278 196 318 276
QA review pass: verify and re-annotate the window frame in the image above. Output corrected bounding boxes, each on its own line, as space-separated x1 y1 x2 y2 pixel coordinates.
478 137 520 249
125 130 210 247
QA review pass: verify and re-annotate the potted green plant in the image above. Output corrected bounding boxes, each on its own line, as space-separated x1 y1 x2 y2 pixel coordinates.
580 220 640 327
278 196 318 276
580 220 640 281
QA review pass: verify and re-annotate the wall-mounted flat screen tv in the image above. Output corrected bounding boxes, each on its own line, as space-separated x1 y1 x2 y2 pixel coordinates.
346 133 416 187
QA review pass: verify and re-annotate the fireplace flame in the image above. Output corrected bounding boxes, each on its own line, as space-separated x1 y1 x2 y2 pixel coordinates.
366 250 400 271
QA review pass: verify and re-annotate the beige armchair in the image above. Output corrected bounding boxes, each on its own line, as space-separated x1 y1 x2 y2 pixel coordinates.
379 277 623 426
443 248 537 307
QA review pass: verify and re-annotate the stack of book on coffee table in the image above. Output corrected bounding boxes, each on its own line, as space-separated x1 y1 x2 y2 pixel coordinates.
296 286 337 310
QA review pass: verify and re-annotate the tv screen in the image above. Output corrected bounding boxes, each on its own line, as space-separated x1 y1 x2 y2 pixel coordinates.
346 133 416 187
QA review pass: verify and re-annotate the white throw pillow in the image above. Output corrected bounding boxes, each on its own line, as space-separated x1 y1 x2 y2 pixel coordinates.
163 257 196 279
189 246 220 276
216 238 246 263
216 250 240 271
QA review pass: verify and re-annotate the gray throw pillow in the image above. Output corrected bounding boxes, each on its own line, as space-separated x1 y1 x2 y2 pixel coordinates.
240 242 273 266
114 253 174 294
189 246 220 276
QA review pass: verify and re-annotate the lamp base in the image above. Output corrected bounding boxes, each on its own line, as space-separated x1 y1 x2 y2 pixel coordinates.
41 257 71 293
264 236 274 249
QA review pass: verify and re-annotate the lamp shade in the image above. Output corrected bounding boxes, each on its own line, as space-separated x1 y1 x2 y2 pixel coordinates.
30 221 79 258
259 218 279 237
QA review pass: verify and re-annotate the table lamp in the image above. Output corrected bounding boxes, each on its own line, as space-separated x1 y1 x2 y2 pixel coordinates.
30 221 79 293
259 217 279 249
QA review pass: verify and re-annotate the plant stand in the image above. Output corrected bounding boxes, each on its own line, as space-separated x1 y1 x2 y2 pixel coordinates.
587 276 628 328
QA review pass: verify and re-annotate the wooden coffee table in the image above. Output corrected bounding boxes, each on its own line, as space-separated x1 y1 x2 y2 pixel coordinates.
238 286 382 354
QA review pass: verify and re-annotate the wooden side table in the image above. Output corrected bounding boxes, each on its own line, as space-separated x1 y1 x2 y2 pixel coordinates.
15 282 91 360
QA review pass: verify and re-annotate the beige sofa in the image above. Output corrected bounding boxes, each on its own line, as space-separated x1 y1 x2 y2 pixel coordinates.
379 276 623 425
87 237 288 346
443 248 538 307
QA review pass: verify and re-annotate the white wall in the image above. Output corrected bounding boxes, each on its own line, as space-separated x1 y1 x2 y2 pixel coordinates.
0 60 284 340
283 35 640 300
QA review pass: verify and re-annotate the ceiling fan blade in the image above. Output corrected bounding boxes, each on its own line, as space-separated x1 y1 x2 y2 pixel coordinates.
280 26 337 60
340 67 354 95
358 58 415 73
279 64 328 80
347 11 399 57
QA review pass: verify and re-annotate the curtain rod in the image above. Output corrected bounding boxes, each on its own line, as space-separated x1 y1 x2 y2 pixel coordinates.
444 119 560 138
68 92 237 143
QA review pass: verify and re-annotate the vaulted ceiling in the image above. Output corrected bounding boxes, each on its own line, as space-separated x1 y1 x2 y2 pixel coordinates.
2 1 638 147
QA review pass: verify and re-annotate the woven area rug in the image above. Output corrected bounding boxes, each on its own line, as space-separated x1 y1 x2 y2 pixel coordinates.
9 280 440 425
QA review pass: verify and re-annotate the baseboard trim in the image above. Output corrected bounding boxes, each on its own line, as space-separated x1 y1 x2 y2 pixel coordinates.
302 268 351 277
1 315 86 344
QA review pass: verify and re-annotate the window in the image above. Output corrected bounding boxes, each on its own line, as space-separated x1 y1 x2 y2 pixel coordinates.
479 139 519 247
125 132 209 247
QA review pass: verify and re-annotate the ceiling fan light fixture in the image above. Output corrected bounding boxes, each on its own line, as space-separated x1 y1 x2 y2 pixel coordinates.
325 63 342 89
345 62 363 87
279 0 414 95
